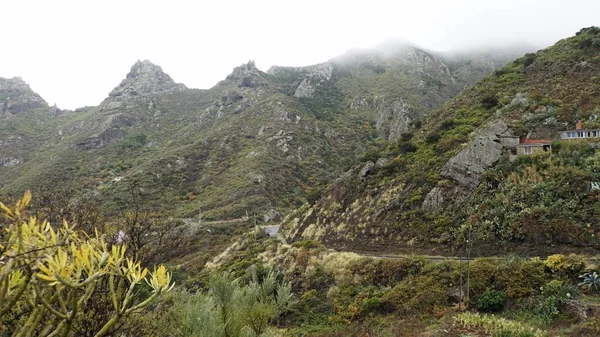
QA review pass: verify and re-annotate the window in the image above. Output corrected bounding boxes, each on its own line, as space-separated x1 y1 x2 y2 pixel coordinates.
567 132 576 138
524 147 532 154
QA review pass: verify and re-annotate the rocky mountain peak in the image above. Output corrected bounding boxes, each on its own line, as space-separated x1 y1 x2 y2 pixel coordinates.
225 60 265 88
107 60 186 99
0 76 48 115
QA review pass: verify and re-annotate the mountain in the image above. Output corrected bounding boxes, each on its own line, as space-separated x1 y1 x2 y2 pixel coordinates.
0 42 526 221
282 27 600 256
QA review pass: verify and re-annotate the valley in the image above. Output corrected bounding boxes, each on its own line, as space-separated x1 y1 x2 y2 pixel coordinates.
3 25 600 337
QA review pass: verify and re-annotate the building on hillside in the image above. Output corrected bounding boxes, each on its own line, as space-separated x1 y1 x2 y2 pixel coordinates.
515 138 552 155
558 120 600 140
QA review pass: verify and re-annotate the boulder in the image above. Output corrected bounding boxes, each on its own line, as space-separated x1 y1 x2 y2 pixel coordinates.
442 122 508 189
422 186 444 211
358 161 375 179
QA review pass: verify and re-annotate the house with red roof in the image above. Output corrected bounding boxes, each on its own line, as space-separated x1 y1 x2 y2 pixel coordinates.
516 137 552 155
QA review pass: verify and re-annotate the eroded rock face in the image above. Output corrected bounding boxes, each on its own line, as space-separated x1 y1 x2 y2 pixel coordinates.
0 77 48 115
421 186 444 211
442 122 511 189
75 114 134 149
226 61 265 88
108 60 186 99
375 98 414 140
293 63 333 98
101 60 186 114
358 161 375 179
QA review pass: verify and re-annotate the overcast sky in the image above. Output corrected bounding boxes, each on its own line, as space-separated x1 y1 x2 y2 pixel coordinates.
2 0 599 109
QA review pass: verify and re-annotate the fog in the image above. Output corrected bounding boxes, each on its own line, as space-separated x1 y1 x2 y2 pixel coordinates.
2 0 599 109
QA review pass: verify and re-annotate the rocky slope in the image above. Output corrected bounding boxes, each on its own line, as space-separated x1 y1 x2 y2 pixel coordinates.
0 42 525 221
282 27 600 256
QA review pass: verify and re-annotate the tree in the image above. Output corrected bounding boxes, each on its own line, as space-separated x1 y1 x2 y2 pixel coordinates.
0 192 174 337
114 179 186 264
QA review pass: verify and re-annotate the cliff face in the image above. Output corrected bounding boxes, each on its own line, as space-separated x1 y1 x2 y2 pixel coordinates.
0 77 48 115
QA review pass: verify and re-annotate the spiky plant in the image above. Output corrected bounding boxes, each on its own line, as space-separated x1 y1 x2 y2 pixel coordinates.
578 271 600 292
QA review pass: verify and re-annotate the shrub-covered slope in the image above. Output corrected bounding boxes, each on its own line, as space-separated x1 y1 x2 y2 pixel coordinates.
0 43 522 221
282 27 600 256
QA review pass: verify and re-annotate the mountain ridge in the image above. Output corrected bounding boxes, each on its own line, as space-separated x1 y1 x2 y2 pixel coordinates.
0 40 531 222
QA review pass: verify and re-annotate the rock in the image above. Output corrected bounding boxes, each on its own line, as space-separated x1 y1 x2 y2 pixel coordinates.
267 130 293 153
0 77 48 115
375 157 388 168
263 209 281 222
107 60 186 99
375 98 414 140
293 63 333 98
447 286 467 303
422 186 444 211
252 173 266 185
75 128 125 149
0 157 23 167
442 122 507 189
563 299 590 322
226 61 265 88
358 161 375 179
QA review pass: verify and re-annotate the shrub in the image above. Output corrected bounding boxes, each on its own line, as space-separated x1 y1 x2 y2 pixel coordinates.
522 53 537 68
0 192 173 337
292 239 325 250
425 132 441 144
477 289 507 312
544 254 586 278
481 94 500 109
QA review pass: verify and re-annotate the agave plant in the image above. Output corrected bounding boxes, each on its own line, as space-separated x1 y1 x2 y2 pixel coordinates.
578 271 600 292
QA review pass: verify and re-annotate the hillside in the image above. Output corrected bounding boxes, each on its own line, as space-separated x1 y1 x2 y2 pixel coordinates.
0 43 523 222
282 27 600 256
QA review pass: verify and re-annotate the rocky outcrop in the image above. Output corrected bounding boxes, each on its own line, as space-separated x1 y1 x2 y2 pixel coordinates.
375 99 414 140
267 130 293 153
358 161 375 178
293 63 333 98
226 61 265 88
263 209 281 222
0 77 48 115
421 186 444 211
0 157 23 167
442 122 512 189
108 60 186 99
74 114 134 149
101 60 185 113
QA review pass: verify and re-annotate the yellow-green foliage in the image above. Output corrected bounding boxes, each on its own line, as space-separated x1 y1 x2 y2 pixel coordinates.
455 312 548 337
469 257 547 300
0 192 173 337
544 254 587 278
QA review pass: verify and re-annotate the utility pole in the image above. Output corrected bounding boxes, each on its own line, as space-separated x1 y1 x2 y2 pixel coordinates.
459 254 463 311
466 225 473 309
198 200 202 227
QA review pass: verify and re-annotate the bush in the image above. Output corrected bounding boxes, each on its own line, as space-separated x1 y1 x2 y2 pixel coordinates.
544 254 586 278
0 192 173 337
292 239 325 250
476 289 506 312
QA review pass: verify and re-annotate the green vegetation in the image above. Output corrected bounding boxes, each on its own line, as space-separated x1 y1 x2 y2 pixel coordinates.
0 192 173 336
283 27 600 256
477 290 507 312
